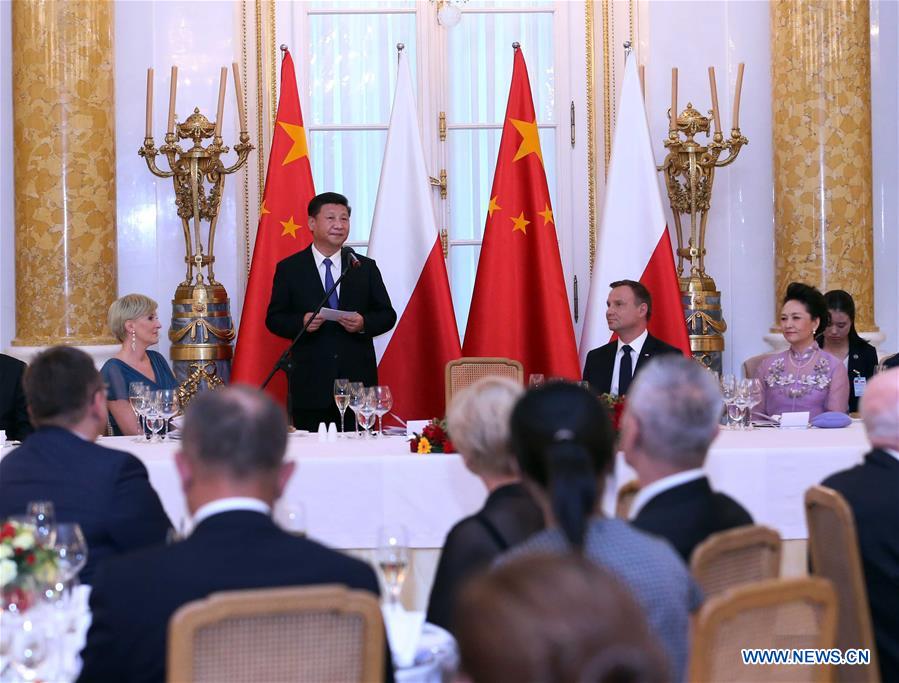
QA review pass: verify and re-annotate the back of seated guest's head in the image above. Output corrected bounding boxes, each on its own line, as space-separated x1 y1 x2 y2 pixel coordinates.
510 383 615 550
176 386 293 512
621 356 722 482
454 553 668 683
23 346 106 434
446 376 523 482
860 368 899 451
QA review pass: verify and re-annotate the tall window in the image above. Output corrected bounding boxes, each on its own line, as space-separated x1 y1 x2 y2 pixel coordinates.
298 1 569 340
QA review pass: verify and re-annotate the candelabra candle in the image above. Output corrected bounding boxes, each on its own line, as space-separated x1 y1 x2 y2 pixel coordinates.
145 68 153 139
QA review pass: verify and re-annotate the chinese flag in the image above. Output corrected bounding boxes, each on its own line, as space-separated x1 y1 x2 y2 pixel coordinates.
462 47 580 379
231 49 315 403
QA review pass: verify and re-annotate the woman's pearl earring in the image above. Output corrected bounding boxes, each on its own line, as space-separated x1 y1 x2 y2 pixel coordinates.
130 328 136 352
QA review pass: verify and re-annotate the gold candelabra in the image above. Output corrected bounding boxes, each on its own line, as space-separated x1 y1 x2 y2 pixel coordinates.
139 65 254 402
658 64 747 371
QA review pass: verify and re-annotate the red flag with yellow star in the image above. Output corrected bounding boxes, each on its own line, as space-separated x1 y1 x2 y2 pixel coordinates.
462 47 580 379
232 49 315 402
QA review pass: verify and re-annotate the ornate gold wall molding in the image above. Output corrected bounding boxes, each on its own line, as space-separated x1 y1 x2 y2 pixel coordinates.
771 0 877 331
12 0 118 346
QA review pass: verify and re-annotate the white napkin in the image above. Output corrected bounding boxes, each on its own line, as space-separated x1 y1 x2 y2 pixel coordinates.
381 605 425 668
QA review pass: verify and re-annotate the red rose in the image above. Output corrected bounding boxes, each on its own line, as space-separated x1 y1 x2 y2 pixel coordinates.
26 553 35 565
443 439 455 453
0 523 15 539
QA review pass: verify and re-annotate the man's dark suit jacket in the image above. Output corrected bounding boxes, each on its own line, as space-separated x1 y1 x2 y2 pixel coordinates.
77 510 387 683
582 332 682 395
0 426 171 584
631 476 753 563
266 246 396 415
0 354 32 442
822 449 899 683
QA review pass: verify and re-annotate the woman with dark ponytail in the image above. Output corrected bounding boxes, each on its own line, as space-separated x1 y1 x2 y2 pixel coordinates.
503 382 701 682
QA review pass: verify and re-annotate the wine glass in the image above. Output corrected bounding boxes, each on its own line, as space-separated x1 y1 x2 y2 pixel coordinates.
11 612 49 682
720 374 737 429
358 388 377 439
333 379 350 436
26 501 55 548
376 525 409 608
347 382 365 437
144 395 164 443
155 390 180 441
732 380 751 431
746 378 764 429
53 523 88 585
373 386 393 437
128 382 148 442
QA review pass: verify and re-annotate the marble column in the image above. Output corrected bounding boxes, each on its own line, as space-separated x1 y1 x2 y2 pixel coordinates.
770 0 878 332
11 0 118 348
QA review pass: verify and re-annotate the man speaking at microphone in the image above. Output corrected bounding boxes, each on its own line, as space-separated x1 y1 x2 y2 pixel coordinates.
266 192 396 431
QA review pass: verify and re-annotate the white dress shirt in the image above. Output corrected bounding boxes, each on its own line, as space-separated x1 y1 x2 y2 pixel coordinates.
611 329 648 396
311 244 342 300
192 497 272 527
628 468 706 520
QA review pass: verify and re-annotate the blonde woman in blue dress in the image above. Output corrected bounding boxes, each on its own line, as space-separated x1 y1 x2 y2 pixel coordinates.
101 294 178 435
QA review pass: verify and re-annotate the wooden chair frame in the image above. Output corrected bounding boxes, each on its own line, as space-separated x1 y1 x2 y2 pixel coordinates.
167 584 385 683
743 351 777 380
444 357 523 407
689 577 838 683
691 524 782 597
805 485 880 682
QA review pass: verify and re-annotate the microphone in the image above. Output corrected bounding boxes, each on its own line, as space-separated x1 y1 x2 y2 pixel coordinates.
344 246 362 269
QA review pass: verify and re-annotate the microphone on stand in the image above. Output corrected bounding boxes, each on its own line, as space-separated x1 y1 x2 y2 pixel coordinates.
343 246 362 269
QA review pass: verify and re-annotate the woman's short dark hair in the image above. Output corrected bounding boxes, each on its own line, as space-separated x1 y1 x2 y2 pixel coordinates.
307 192 351 218
822 289 863 344
454 553 668 683
783 282 829 337
510 383 614 550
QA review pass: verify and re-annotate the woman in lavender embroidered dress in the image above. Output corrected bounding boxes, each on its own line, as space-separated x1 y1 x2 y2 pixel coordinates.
755 283 849 419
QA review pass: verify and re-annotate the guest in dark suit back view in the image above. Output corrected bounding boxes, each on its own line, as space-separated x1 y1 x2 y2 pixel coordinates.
0 346 171 584
821 369 899 682
77 386 386 683
0 353 33 442
266 192 396 430
582 279 681 396
621 355 753 562
425 377 544 632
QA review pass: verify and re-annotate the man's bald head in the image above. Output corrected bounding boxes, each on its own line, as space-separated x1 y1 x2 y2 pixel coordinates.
861 369 899 450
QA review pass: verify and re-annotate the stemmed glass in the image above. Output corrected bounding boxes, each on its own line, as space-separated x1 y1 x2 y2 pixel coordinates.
128 382 149 442
745 378 764 430
155 390 180 441
732 381 752 431
333 379 350 436
144 395 165 443
10 612 49 682
720 374 737 429
26 501 55 548
373 386 393 437
347 382 365 437
376 524 409 608
53 523 88 585
357 388 378 439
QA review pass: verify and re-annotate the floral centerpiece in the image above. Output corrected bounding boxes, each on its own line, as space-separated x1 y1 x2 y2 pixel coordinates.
1 520 58 611
599 393 626 437
409 418 455 454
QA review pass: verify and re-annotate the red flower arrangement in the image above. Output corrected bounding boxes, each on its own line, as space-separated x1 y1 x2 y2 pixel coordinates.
409 418 455 454
599 393 626 435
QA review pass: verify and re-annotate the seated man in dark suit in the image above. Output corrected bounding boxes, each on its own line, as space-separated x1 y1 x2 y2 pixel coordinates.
582 279 681 396
0 346 171 583
821 369 899 682
620 355 753 562
0 353 33 442
78 386 387 683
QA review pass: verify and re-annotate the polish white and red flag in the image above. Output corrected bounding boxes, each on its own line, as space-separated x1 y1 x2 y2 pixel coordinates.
579 55 690 367
367 50 462 422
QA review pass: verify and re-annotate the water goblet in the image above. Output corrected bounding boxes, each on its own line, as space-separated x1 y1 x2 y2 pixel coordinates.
155 390 180 441
333 379 350 436
128 382 149 442
11 612 49 682
376 524 409 608
53 523 88 586
732 381 751 431
26 501 55 548
347 382 365 437
746 378 763 429
720 374 737 429
373 386 393 437
358 388 377 439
